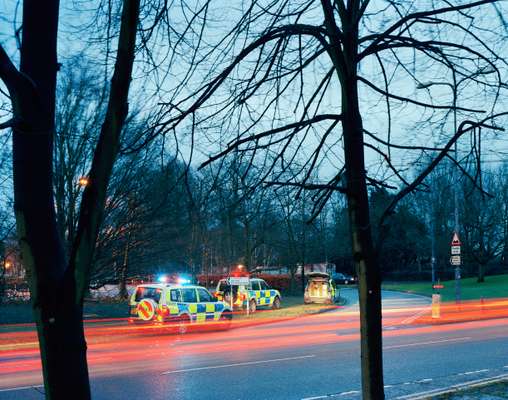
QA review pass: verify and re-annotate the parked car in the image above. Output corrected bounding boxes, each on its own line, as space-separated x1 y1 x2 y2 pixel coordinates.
128 283 232 333
215 278 282 312
304 272 338 304
332 272 357 285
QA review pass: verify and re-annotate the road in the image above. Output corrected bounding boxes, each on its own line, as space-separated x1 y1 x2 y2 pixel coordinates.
1 289 507 399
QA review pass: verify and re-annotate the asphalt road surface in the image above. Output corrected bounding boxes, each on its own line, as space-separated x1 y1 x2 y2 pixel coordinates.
1 289 507 400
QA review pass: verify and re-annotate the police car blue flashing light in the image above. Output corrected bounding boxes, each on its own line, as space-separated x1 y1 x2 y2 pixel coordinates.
157 275 169 283
177 277 191 285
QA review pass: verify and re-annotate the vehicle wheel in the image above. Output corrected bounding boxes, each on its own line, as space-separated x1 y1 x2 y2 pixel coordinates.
249 299 257 313
272 296 281 310
177 315 191 334
219 311 232 330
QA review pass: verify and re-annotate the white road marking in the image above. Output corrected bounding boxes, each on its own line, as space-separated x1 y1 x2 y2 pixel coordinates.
395 373 508 400
301 390 360 399
162 354 315 375
415 378 432 383
384 337 471 349
400 308 430 325
461 369 489 375
0 385 44 393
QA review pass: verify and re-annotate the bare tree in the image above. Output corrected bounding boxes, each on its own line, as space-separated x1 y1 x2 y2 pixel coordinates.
463 170 506 282
152 1 507 397
0 0 139 397
54 57 106 254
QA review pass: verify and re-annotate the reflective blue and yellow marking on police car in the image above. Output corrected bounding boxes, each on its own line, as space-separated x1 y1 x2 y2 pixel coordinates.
250 289 278 306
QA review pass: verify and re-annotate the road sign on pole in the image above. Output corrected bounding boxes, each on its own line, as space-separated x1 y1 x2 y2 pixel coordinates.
450 231 462 303
451 232 461 246
451 246 461 255
450 232 462 266
227 276 250 286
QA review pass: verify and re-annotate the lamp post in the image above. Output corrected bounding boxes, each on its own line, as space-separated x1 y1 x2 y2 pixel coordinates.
78 176 89 187
417 66 496 300
417 79 460 300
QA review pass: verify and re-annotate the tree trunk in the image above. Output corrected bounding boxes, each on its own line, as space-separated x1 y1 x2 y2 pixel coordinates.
32 296 90 399
342 85 384 399
338 13 385 399
0 0 140 398
119 239 129 299
9 1 92 398
477 263 485 283
289 265 296 295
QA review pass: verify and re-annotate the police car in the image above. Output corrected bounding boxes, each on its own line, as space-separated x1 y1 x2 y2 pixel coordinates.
128 283 232 332
215 278 282 313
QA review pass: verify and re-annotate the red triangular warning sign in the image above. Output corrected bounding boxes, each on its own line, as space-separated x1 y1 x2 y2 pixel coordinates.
451 232 461 246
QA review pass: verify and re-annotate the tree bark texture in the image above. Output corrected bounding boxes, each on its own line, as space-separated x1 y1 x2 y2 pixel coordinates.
328 3 385 398
12 1 91 398
0 0 140 398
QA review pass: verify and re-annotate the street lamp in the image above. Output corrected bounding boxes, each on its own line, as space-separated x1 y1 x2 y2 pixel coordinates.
78 176 89 187
417 80 460 232
417 79 461 301
418 68 497 301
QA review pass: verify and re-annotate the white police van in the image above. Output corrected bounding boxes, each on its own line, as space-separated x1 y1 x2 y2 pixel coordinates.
215 278 282 312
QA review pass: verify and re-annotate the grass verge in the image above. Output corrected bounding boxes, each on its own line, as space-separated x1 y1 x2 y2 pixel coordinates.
231 295 345 322
383 274 508 303
0 295 345 326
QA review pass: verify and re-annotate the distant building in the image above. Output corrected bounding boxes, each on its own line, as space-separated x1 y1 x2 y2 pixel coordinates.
2 237 25 282
252 263 335 276
297 263 336 276
251 265 290 275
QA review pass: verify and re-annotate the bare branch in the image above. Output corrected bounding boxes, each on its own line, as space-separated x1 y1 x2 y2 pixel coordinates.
265 180 347 193
379 112 508 227
199 114 342 169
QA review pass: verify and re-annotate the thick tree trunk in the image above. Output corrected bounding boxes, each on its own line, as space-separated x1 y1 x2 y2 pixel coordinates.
32 298 90 399
338 12 385 399
11 1 91 398
342 80 384 399
0 0 140 398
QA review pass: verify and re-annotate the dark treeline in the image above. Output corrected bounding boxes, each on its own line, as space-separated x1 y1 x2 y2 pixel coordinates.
2 64 507 288
86 156 508 287
6 65 503 289
1 1 506 398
